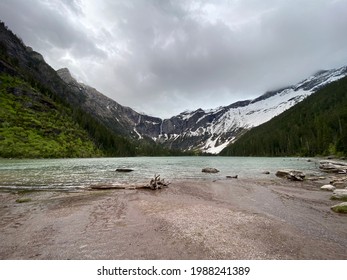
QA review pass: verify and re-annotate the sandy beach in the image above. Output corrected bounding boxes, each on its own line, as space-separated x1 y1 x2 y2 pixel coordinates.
0 176 346 260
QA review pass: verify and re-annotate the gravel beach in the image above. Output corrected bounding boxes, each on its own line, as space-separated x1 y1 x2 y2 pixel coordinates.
1 177 346 259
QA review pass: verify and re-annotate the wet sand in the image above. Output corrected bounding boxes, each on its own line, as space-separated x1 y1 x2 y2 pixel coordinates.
0 177 346 259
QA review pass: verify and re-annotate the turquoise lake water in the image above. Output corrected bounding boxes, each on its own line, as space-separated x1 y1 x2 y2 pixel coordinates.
0 157 322 190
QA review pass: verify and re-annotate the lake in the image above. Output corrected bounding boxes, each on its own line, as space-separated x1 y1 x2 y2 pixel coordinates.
0 157 322 190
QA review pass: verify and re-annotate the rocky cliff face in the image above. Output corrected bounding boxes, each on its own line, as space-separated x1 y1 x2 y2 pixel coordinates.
56 68 162 139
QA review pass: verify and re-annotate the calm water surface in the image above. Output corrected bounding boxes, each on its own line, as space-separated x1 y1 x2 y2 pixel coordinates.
0 157 322 190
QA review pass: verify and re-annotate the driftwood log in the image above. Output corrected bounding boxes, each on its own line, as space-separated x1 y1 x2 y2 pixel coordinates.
148 174 170 190
90 174 170 191
226 175 238 179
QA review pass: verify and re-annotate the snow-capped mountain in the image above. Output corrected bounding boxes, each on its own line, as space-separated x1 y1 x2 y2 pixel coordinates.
57 66 347 154
150 66 347 153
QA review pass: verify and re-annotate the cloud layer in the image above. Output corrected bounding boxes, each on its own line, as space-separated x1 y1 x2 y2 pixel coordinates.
1 0 347 117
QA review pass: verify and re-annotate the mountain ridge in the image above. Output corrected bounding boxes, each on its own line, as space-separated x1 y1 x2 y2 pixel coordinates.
56 64 347 154
220 75 347 157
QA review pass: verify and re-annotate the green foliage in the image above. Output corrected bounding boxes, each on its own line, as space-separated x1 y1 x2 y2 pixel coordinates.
0 74 103 158
330 196 347 202
331 204 347 213
220 76 347 157
134 137 196 156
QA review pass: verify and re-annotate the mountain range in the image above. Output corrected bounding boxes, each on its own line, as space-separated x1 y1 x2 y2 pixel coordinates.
221 74 347 157
57 65 347 154
1 20 347 157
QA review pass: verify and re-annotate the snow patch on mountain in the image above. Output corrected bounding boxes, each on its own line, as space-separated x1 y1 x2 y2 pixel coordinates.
161 66 347 154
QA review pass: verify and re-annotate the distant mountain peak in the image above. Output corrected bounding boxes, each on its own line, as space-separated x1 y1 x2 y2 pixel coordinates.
57 68 76 84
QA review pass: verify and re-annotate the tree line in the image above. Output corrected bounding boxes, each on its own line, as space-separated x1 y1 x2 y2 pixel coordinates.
220 76 347 157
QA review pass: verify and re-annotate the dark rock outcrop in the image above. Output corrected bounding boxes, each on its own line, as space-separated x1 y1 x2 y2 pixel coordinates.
115 168 134 172
202 168 220 174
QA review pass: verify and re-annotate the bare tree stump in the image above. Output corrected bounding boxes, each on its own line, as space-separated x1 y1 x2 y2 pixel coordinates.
148 174 170 190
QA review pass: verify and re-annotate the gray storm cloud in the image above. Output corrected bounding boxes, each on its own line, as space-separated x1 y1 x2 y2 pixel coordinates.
1 0 347 117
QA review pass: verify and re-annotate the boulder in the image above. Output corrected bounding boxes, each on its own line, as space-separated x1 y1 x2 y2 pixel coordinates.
319 160 347 173
276 170 305 181
320 184 336 191
330 176 347 189
115 168 134 172
331 189 347 200
202 167 219 173
262 171 270 175
226 175 238 179
331 202 347 214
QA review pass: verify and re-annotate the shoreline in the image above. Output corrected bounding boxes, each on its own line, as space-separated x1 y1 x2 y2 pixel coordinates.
0 177 346 260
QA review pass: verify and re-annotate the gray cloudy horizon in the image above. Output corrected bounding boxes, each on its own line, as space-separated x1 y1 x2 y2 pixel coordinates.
1 0 347 118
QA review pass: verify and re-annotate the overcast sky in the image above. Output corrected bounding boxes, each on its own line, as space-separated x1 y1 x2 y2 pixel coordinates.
1 0 347 118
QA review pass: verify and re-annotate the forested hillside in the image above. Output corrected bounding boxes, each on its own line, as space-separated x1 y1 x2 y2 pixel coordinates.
0 21 189 158
220 76 347 157
0 74 103 158
0 21 136 157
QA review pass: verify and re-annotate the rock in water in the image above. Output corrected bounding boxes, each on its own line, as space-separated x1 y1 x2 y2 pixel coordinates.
202 167 219 173
116 168 134 172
